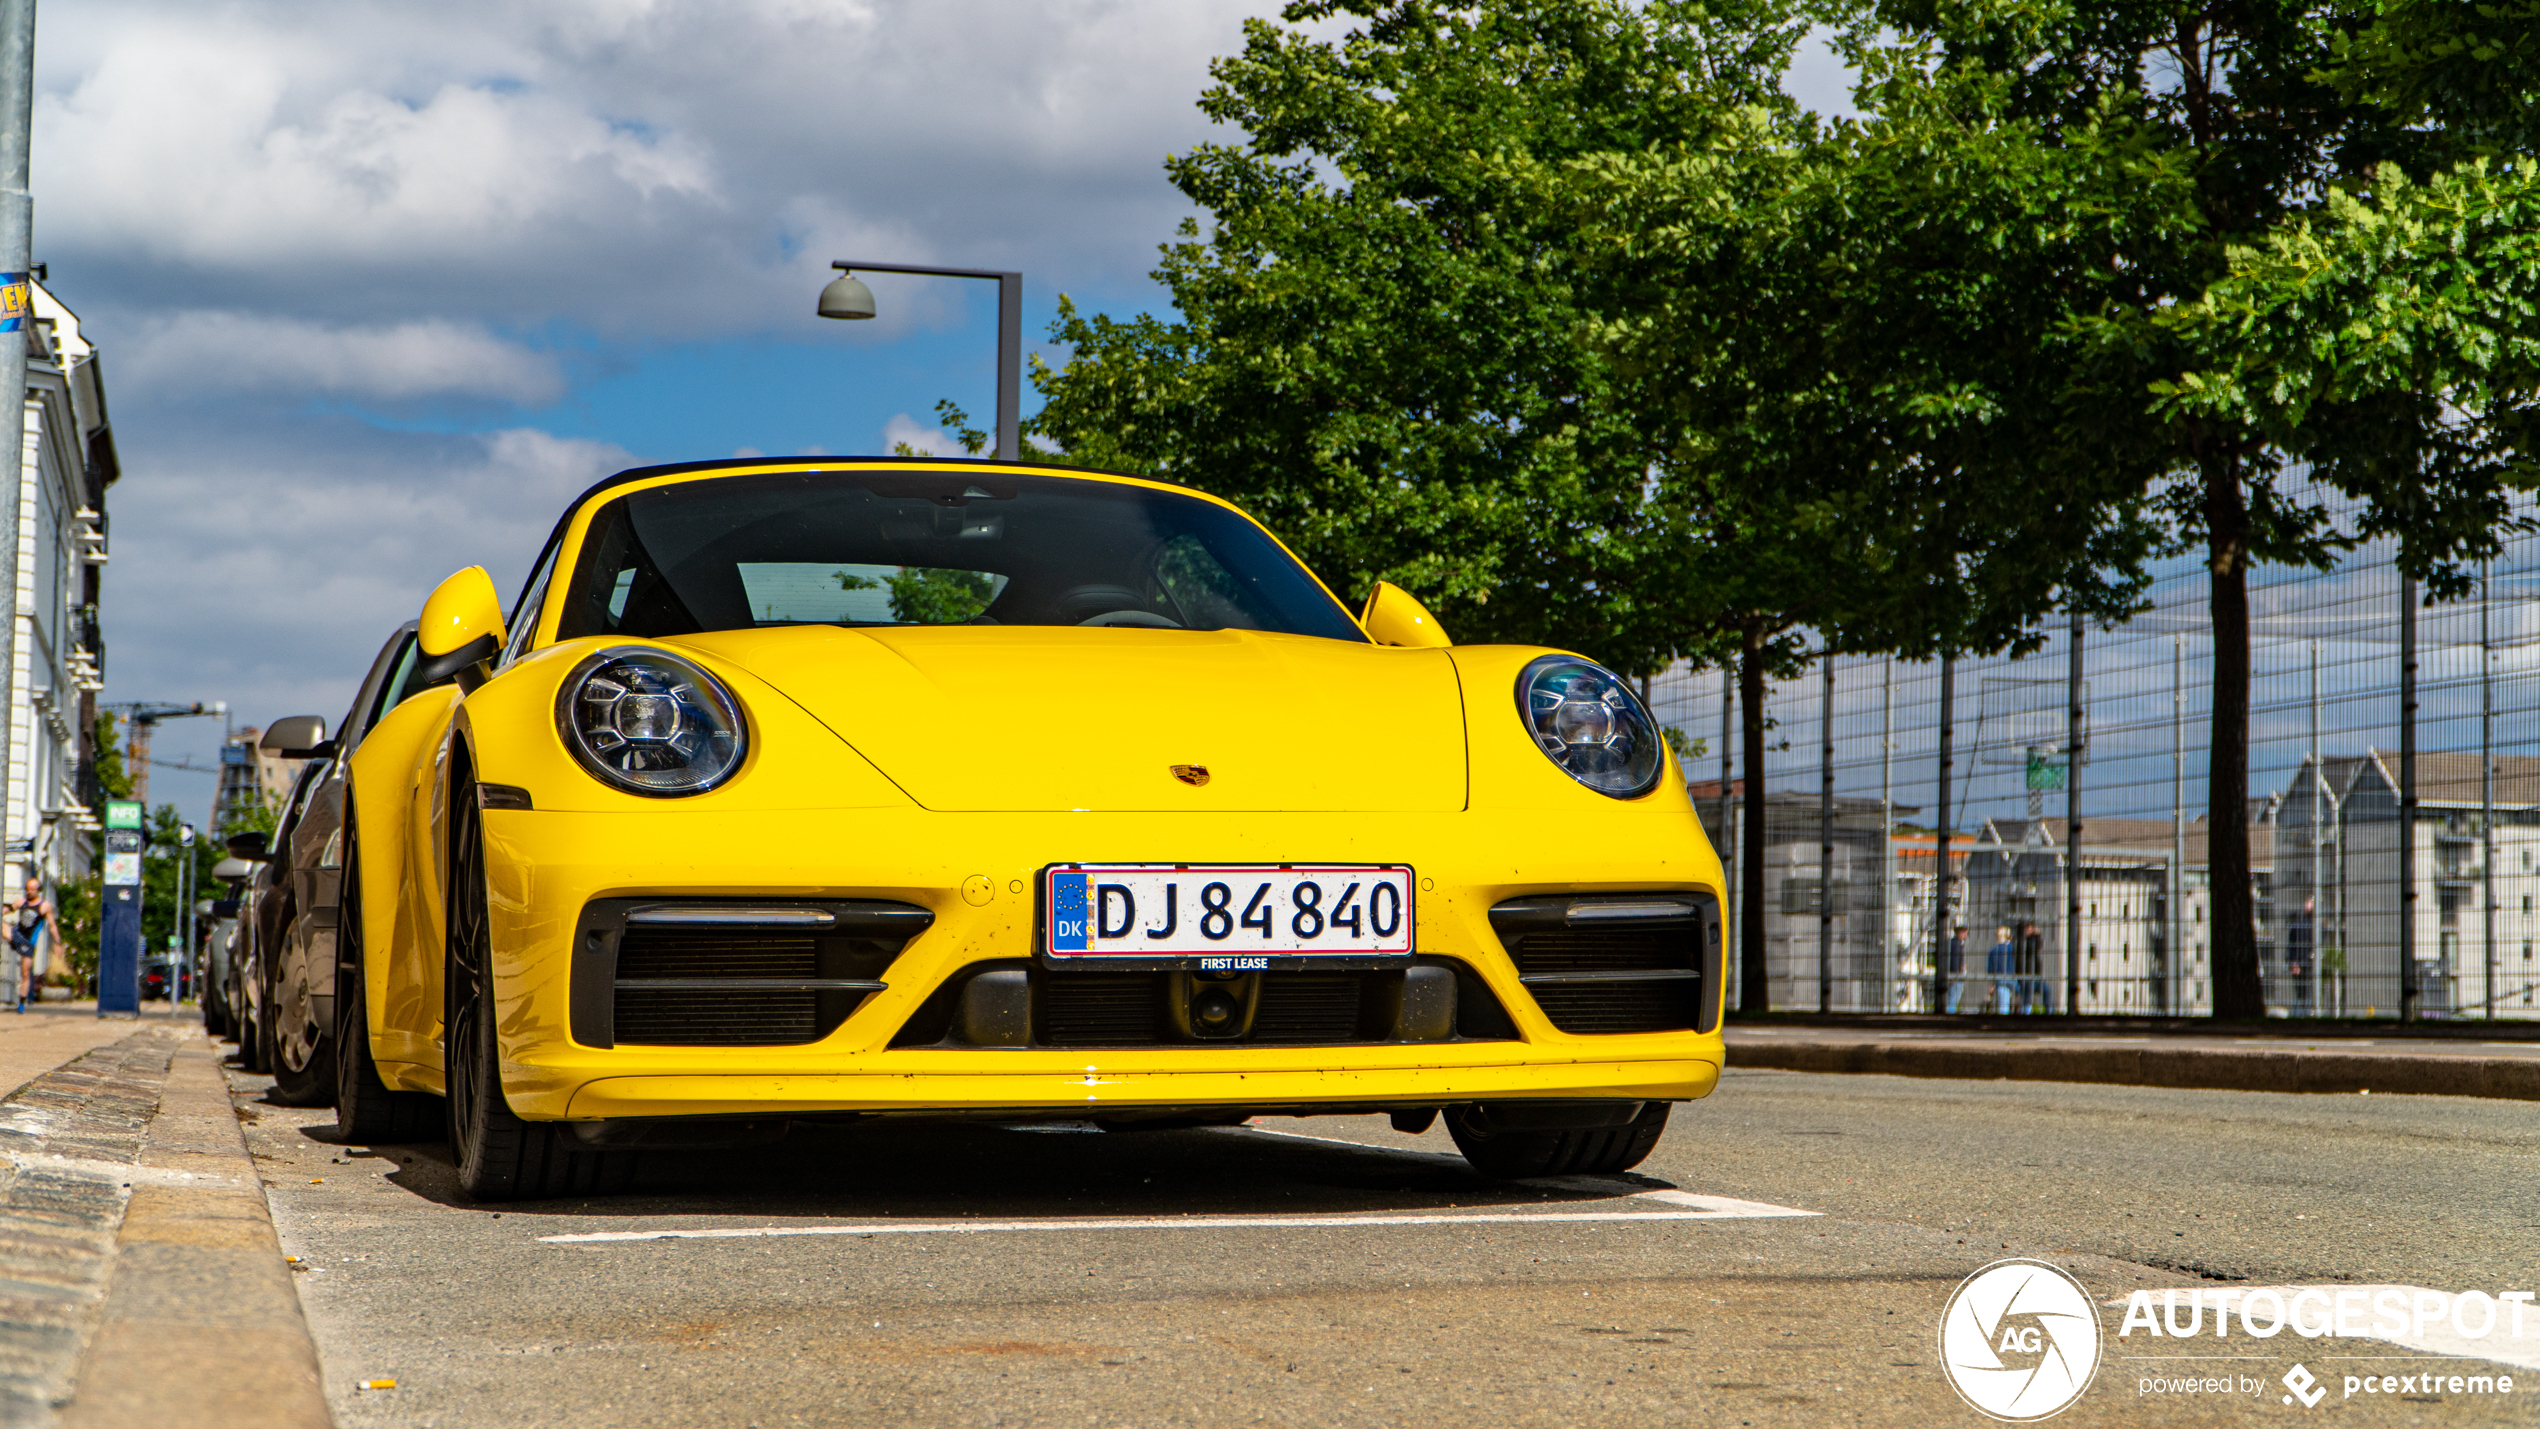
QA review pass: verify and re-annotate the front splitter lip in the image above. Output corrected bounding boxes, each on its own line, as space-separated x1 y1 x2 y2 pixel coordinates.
554 1055 1722 1120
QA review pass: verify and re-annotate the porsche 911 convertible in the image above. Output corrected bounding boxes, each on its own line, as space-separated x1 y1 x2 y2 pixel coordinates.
335 458 1727 1200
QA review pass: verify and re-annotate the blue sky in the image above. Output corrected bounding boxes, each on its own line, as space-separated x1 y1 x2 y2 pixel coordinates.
39 1 1857 812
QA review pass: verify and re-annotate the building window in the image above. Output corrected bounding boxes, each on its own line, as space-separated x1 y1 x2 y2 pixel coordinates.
2525 895 2532 916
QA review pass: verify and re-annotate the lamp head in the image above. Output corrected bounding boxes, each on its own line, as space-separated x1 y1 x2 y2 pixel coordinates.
818 267 877 320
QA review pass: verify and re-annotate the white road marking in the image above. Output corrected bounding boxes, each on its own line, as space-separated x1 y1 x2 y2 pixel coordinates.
538 1194 1818 1246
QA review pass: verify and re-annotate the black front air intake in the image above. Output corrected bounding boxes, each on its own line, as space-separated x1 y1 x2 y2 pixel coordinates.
888 958 1516 1049
570 900 933 1048
1488 893 1722 1035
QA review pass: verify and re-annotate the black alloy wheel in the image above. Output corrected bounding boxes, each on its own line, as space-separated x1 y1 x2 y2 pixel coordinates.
444 763 632 1202
1445 1103 1671 1179
333 822 442 1143
267 924 335 1107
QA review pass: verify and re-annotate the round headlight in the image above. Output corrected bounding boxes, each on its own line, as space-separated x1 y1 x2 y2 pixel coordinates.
1516 655 1663 798
557 647 747 796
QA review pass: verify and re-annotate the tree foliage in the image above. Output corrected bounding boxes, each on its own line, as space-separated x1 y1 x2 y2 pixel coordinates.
1034 0 1833 677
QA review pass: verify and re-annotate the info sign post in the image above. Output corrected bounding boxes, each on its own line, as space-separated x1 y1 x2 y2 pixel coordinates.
98 800 142 1015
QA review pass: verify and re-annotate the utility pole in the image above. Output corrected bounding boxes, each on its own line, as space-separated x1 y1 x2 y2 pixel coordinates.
174 822 193 1012
0 0 37 881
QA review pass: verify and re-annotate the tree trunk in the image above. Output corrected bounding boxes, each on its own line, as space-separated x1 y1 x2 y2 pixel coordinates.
1740 631 1772 1012
2206 456 2263 1018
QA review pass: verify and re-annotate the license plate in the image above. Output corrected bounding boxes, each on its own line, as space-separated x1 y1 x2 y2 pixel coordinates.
1042 864 1415 968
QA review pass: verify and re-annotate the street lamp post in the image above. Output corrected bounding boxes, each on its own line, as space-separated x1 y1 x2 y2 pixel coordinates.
176 822 194 1012
818 260 1022 460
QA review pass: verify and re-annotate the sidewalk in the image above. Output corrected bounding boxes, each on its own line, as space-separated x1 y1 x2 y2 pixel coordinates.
1726 1016 2540 1099
0 1014 329 1427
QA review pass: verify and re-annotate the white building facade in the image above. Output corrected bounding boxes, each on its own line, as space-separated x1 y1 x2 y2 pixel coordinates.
5 280 115 971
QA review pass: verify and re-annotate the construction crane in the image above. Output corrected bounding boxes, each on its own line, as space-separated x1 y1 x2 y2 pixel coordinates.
102 701 226 807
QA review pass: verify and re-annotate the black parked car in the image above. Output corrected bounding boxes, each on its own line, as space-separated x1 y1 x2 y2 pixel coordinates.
229 621 447 1105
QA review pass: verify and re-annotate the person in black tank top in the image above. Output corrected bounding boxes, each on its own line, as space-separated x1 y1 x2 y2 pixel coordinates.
6 877 48 1013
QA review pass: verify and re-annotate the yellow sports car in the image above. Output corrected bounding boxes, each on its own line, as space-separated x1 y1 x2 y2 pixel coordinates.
333 458 1726 1200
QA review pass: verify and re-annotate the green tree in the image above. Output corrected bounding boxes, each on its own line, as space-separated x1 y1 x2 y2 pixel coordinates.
1032 0 1828 677
1835 0 2540 1017
1556 53 2172 1005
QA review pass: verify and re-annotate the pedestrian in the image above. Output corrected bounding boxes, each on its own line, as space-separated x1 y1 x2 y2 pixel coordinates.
2017 921 2046 1013
1988 925 2016 1015
5 877 49 1014
1945 925 1968 1013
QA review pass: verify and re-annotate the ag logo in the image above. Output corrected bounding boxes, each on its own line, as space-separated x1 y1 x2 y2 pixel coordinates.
1939 1259 2102 1421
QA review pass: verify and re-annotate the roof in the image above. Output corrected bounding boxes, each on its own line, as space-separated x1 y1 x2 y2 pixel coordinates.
2315 750 2540 810
1982 816 2275 871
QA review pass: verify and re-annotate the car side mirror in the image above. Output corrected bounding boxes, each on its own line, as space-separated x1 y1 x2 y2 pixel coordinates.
210 859 255 885
416 565 507 691
1359 581 1452 648
224 831 271 863
260 714 333 759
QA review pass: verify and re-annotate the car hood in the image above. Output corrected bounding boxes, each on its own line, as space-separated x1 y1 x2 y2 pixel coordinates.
670 625 1469 812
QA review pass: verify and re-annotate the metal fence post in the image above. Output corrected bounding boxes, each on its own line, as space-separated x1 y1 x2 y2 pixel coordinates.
2482 560 2496 1021
1819 649 1835 1013
2066 613 2084 1017
2399 575 2418 1022
1934 656 1955 1015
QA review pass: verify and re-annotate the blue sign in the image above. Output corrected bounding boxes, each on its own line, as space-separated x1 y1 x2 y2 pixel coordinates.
0 274 26 334
1050 872 1088 952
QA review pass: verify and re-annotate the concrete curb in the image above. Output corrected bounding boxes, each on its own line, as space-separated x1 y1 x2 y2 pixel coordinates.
56 1036 330 1429
0 1030 179 1427
1729 1040 2540 1100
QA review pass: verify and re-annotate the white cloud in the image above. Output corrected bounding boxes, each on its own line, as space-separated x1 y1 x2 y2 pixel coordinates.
101 421 636 732
119 311 566 403
32 1 1275 337
881 412 964 458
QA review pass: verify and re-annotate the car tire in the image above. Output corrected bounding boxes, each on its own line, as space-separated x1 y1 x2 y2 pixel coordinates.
267 967 334 1108
247 986 274 1075
334 827 442 1144
1445 1102 1671 1179
201 987 228 1038
444 766 632 1202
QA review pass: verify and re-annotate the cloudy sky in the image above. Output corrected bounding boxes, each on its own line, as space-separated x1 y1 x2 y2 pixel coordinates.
46 1 1854 806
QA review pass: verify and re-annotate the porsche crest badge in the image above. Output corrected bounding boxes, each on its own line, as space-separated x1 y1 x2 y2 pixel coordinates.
1170 764 1211 787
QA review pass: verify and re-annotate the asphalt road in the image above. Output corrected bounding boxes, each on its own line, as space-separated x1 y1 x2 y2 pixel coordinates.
227 1066 2540 1427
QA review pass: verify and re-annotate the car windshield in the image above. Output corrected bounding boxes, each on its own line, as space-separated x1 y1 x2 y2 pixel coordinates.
552 469 1366 642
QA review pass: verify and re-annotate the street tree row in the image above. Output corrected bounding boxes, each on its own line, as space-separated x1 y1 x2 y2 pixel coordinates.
992 0 2540 1018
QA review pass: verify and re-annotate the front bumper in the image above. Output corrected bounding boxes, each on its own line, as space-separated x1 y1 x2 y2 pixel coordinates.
465 805 1726 1120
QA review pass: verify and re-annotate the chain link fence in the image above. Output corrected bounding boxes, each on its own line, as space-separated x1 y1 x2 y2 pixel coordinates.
1649 485 2540 1021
